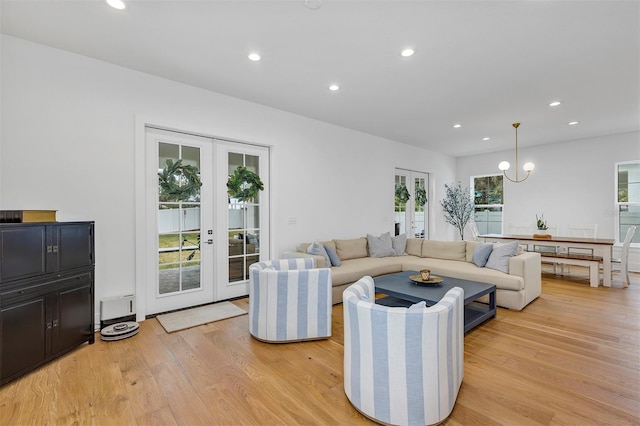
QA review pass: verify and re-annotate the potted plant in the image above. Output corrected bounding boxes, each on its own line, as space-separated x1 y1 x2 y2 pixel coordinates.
536 214 548 233
440 182 475 240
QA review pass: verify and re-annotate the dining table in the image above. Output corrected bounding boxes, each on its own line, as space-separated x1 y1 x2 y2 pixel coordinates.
479 233 615 287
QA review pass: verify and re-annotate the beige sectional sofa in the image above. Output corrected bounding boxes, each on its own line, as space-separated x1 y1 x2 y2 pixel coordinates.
283 237 541 311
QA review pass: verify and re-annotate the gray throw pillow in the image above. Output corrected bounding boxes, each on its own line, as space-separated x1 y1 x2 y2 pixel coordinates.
473 243 494 267
485 241 519 273
307 240 331 268
324 244 341 267
367 232 396 258
391 233 407 256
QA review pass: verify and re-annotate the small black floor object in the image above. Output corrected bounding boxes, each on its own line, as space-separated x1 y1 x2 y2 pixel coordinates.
100 321 140 341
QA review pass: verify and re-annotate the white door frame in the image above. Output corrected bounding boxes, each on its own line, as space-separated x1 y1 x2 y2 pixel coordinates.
134 116 270 321
395 168 429 239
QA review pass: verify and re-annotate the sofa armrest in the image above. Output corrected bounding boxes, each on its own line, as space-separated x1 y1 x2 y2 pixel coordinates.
509 251 542 308
281 251 328 268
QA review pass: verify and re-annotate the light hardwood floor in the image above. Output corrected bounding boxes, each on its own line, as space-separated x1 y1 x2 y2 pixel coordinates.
1 267 638 425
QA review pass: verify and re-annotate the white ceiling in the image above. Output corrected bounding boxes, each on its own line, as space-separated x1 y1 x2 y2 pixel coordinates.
1 0 638 157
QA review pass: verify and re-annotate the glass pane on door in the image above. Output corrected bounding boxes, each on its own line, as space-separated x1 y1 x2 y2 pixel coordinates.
157 142 202 295
414 176 427 238
228 153 262 282
395 174 408 236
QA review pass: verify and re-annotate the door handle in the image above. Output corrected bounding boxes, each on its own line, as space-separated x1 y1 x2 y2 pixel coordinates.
206 239 213 244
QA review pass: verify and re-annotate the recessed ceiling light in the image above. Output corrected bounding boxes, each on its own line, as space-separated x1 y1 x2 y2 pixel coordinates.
453 123 462 128
106 0 126 10
482 137 491 141
401 48 414 57
568 121 579 125
549 101 561 107
248 53 261 62
329 84 340 91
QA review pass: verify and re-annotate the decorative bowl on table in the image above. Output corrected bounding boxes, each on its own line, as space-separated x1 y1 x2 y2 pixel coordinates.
409 274 444 286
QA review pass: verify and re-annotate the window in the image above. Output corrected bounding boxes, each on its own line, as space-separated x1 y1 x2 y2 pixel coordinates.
616 161 640 244
472 175 503 235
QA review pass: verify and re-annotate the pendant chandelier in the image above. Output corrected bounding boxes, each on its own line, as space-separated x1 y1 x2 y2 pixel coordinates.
498 122 535 183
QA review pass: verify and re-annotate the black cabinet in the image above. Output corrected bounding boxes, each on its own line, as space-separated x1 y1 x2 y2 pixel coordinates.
0 222 95 385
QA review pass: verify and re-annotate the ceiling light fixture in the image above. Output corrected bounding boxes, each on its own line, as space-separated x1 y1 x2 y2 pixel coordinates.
453 123 462 128
106 0 126 10
482 137 491 141
329 84 340 91
401 49 414 57
305 0 322 10
498 123 534 183
248 53 261 62
568 121 579 125
549 101 561 107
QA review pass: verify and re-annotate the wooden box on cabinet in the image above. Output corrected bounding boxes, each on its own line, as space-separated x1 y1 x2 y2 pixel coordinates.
0 221 95 386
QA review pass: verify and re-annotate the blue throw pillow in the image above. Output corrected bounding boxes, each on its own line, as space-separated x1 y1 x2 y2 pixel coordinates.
473 243 494 267
485 241 519 273
324 244 341 267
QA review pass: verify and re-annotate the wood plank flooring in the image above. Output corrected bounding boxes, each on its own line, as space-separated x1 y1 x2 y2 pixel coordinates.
1 267 638 425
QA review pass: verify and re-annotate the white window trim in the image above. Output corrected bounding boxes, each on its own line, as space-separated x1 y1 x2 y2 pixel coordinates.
614 160 640 246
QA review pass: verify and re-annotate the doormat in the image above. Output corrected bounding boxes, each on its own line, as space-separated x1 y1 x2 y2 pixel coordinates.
156 301 247 333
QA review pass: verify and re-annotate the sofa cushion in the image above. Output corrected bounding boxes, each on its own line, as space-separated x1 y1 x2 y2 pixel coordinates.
422 240 467 261
335 237 368 260
392 233 407 256
330 257 403 286
406 238 423 256
472 243 494 267
486 241 519 273
307 241 331 268
401 257 524 291
466 241 479 262
367 232 396 258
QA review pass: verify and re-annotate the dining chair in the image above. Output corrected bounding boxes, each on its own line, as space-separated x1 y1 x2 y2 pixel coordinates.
508 223 532 251
563 224 598 273
567 224 598 239
612 226 636 287
508 223 532 235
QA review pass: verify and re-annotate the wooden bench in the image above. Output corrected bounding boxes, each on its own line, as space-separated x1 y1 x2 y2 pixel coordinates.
537 252 603 287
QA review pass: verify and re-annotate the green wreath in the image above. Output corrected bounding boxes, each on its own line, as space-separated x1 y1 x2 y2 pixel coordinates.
415 186 428 206
227 166 264 202
158 159 202 202
395 183 410 205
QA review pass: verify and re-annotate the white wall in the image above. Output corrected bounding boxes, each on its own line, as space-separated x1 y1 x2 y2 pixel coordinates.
0 35 456 314
457 131 640 270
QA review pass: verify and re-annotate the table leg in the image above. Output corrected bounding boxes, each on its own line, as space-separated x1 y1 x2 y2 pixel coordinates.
603 247 612 287
589 263 599 287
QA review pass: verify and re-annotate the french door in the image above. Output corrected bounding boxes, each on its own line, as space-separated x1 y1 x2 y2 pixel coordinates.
394 169 429 239
144 127 269 315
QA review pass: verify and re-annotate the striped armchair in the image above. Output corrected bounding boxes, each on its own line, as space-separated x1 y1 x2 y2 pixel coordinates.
249 258 332 343
343 276 464 426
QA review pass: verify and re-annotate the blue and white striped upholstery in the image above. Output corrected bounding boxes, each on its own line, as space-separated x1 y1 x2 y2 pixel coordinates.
249 258 332 343
343 276 464 426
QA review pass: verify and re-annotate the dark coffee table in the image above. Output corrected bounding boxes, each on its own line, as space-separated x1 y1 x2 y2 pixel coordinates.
374 270 496 333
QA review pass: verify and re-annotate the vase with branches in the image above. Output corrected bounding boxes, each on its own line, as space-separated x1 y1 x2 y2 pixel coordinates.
440 182 475 240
